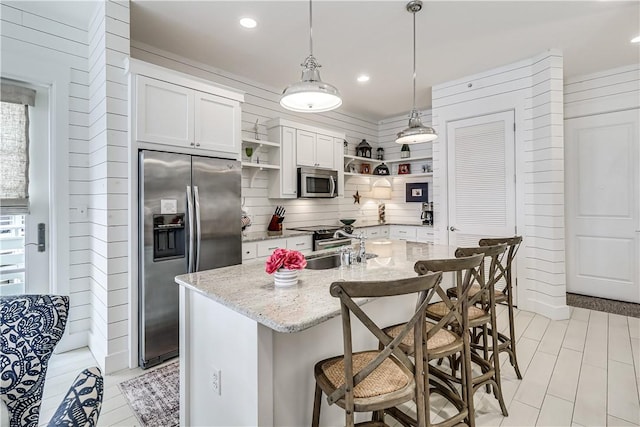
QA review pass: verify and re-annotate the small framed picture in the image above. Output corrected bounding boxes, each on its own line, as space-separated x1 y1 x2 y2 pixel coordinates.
405 182 428 203
398 163 411 175
348 164 357 174
360 163 371 174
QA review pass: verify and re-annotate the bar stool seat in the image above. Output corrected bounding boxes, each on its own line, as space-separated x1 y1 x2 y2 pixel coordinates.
316 351 414 404
427 301 488 322
384 321 461 353
447 284 507 302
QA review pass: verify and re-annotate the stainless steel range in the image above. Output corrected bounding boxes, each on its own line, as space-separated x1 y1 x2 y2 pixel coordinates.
287 225 352 251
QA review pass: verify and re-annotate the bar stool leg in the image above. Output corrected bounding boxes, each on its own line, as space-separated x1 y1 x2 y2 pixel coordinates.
312 382 322 427
506 279 522 379
490 295 509 416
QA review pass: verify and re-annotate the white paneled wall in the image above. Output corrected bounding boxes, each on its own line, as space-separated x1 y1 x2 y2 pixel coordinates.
130 42 381 230
377 112 434 225
87 0 131 373
431 50 569 320
564 64 640 118
0 3 92 349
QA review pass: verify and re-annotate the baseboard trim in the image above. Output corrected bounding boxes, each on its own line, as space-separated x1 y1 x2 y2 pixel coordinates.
105 350 130 374
529 299 571 320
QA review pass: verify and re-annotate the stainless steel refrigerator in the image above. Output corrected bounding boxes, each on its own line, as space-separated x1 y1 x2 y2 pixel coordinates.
138 150 241 368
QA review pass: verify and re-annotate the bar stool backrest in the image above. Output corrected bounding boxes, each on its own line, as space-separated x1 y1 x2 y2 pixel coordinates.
479 236 522 297
328 271 443 426
454 244 508 309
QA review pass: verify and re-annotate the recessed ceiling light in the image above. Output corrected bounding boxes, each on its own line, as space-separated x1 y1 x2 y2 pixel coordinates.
631 35 640 43
240 18 257 29
357 75 370 83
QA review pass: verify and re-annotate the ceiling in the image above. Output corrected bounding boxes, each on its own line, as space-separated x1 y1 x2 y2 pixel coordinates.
129 1 639 120
90 2 640 120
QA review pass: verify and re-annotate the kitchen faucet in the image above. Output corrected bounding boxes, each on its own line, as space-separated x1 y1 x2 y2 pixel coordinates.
333 230 366 262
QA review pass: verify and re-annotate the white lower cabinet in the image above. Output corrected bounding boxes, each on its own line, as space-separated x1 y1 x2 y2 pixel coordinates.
242 235 313 262
416 227 434 243
361 226 389 239
389 225 417 241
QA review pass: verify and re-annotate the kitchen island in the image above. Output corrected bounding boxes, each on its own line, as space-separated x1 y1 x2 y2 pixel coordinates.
175 240 455 426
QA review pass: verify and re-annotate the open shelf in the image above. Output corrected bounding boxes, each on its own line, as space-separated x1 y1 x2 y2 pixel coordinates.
242 162 280 187
242 138 280 148
385 155 432 164
392 172 433 178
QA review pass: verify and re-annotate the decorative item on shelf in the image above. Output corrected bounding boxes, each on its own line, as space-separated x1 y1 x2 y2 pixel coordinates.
360 163 371 174
280 0 341 113
405 182 428 202
253 119 260 140
353 190 361 204
356 139 372 158
343 139 348 155
373 163 390 175
401 144 410 158
348 164 357 174
398 163 411 175
241 198 252 236
245 146 254 162
395 1 438 144
265 248 307 287
421 201 434 225
372 178 392 224
376 147 384 160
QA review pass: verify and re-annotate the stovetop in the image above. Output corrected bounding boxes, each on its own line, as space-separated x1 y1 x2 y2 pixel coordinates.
287 225 343 234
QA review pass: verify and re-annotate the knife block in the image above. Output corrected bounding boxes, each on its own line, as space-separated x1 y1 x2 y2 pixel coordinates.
267 215 283 232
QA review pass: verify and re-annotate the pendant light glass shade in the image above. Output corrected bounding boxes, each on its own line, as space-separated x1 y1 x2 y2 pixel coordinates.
396 0 437 144
280 0 341 113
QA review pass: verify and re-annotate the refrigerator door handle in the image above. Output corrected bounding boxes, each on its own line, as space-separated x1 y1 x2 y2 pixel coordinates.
186 185 195 273
194 185 202 271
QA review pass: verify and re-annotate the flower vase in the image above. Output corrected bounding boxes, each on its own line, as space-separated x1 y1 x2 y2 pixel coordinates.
274 268 298 287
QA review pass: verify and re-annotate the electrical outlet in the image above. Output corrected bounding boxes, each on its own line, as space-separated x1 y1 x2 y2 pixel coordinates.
212 367 221 396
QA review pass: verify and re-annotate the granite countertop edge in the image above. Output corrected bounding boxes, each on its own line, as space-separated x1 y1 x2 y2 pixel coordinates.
242 223 433 242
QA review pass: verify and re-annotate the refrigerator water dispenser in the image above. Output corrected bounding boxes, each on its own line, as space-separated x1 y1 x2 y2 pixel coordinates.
153 214 185 261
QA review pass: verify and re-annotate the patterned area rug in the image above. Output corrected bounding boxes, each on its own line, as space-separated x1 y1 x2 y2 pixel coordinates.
118 361 179 427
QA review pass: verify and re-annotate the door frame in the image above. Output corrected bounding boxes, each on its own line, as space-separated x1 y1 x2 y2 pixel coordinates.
434 92 527 309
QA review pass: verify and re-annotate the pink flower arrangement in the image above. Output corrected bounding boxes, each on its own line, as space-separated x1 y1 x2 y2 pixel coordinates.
265 248 307 274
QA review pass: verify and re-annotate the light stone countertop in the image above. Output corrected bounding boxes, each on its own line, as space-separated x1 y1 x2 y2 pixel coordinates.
175 240 456 333
242 230 312 242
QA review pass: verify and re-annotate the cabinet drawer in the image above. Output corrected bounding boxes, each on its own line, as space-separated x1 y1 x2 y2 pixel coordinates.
416 228 434 243
287 235 312 252
390 226 417 241
256 239 287 258
242 243 257 261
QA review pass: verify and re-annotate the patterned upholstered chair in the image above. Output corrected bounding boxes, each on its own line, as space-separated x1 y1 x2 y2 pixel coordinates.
0 295 104 427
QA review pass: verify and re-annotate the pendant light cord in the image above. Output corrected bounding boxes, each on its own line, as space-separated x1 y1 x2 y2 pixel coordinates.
309 0 313 56
412 9 416 110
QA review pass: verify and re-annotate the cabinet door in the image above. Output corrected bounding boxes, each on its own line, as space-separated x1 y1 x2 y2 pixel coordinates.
334 137 344 196
315 134 335 169
296 130 316 167
287 235 312 254
242 243 257 261
390 225 417 241
136 76 194 146
281 127 298 197
256 239 287 258
194 92 240 156
415 227 434 243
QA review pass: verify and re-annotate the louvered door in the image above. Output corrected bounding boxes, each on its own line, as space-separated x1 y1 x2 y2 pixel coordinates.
447 111 516 292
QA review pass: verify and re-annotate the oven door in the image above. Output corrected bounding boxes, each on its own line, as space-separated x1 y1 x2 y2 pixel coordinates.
315 237 352 251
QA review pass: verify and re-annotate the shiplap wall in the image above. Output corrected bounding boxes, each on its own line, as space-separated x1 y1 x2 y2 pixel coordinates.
0 2 92 348
431 50 569 319
564 64 640 119
87 0 131 373
377 111 434 225
130 41 380 230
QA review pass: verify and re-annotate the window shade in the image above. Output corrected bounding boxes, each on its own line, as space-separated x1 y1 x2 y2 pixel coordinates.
1 82 35 215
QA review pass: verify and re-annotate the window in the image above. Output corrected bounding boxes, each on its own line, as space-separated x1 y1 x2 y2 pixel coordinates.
1 81 35 295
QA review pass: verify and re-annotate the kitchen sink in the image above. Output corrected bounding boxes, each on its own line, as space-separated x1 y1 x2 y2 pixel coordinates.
305 252 378 270
305 253 341 270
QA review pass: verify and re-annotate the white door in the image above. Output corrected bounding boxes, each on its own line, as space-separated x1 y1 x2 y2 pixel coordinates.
447 111 516 295
315 134 334 169
565 110 640 303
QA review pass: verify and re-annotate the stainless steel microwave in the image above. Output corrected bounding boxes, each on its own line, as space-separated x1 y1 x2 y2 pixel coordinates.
297 167 338 198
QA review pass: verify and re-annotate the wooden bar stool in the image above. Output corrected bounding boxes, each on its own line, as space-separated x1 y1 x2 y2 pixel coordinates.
424 244 510 424
479 236 523 379
381 254 483 427
311 272 442 427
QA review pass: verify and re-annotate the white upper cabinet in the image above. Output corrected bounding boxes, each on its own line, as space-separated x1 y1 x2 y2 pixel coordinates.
129 59 244 159
194 92 241 154
296 130 335 169
136 76 194 146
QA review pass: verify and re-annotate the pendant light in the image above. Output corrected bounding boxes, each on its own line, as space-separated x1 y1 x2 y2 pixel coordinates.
396 0 437 144
280 0 342 113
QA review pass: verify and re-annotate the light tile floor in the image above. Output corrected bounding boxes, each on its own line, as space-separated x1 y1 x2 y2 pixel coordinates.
38 305 639 427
